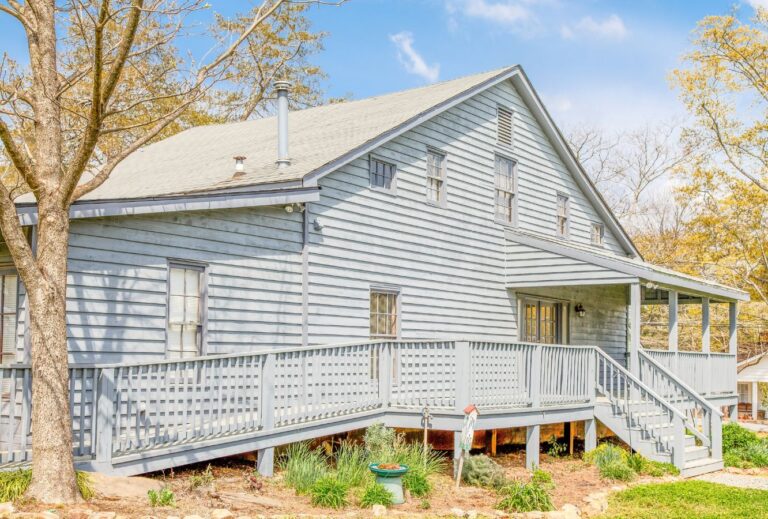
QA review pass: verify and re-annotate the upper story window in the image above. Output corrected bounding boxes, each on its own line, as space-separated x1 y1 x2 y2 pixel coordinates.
497 105 513 147
494 155 517 225
591 222 605 246
370 289 399 339
369 157 396 192
167 262 205 359
426 149 447 205
556 194 570 238
0 273 18 366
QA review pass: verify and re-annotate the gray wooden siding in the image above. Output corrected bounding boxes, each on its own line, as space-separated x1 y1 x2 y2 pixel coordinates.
515 285 629 365
0 242 27 363
505 241 636 287
65 207 303 363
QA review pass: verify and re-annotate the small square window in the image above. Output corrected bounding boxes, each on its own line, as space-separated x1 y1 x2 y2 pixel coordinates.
591 223 605 246
426 150 446 205
556 194 570 238
369 157 396 191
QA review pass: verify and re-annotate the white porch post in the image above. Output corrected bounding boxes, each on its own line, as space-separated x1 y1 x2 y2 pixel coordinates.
729 302 739 355
753 382 759 421
702 297 711 353
629 283 641 376
668 290 678 353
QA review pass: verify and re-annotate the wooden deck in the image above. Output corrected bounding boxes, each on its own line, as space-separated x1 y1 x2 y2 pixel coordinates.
0 340 737 476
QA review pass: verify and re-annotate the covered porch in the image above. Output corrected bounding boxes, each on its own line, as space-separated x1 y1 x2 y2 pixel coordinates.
505 229 749 414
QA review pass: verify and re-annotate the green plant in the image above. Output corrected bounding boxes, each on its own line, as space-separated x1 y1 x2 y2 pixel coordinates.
334 441 369 488
420 498 431 510
546 435 567 458
359 482 393 508
626 452 645 474
496 482 554 513
147 487 175 507
393 441 447 477
403 468 431 497
0 470 93 502
277 441 328 494
600 461 636 482
721 423 768 468
723 422 759 451
626 454 679 477
531 468 554 490
0 470 32 502
188 464 215 489
461 454 507 489
364 423 398 462
309 477 348 509
584 443 627 468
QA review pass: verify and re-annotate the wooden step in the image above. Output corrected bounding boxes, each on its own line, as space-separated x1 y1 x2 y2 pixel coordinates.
682 457 723 478
685 445 710 462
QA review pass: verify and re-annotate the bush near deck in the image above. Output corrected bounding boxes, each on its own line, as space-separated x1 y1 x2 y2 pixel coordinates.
722 422 768 468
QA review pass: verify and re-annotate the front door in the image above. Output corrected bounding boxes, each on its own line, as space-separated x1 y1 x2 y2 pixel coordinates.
521 299 565 344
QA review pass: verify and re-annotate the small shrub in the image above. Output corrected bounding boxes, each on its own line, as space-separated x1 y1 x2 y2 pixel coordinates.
626 452 645 474
403 468 431 497
461 454 507 489
364 423 398 462
309 477 348 509
723 422 759 451
721 423 768 468
420 498 431 510
335 441 369 488
600 461 636 481
584 443 627 468
0 470 32 502
546 435 567 458
496 482 554 513
76 471 95 501
188 464 215 489
531 468 554 490
147 487 175 507
359 482 393 508
277 441 328 494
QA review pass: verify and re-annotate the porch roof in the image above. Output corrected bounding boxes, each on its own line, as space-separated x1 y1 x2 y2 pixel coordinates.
505 229 749 303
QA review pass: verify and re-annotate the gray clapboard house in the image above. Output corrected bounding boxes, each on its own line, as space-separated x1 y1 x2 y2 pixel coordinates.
0 66 749 477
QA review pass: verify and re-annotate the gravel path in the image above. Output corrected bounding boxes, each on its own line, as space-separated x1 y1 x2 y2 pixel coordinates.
696 472 768 490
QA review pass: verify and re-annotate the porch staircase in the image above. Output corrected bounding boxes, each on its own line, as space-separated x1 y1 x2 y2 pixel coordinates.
594 349 723 477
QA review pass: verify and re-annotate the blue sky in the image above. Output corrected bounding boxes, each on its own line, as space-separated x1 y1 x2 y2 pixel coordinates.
0 0 764 133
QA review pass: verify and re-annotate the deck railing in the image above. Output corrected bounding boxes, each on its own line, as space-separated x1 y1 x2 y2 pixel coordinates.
642 349 737 397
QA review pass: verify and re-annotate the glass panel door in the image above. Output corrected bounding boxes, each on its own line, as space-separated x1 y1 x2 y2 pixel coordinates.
521 299 563 344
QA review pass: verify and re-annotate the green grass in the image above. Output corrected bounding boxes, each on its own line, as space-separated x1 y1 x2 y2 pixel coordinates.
309 477 348 509
147 487 175 507
277 441 328 495
600 481 768 519
359 482 393 508
496 481 555 513
0 470 94 501
334 441 369 488
722 423 768 468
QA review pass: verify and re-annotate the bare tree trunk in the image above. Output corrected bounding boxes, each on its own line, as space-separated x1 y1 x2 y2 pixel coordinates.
23 203 79 503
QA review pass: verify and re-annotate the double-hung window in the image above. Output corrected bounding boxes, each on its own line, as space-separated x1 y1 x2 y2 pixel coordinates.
0 273 18 366
494 155 517 225
556 194 570 238
426 149 446 205
369 157 396 192
370 289 399 339
167 262 205 359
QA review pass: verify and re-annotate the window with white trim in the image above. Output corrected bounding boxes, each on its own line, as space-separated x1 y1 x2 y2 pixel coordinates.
494 155 517 225
167 263 205 359
370 289 399 339
426 149 446 204
369 157 396 191
0 273 18 366
556 194 570 238
591 222 605 246
497 105 513 147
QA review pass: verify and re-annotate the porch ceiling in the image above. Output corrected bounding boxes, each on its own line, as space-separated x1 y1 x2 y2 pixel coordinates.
505 229 749 303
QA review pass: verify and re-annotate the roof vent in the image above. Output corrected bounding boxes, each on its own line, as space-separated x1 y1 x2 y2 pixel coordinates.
233 156 246 177
275 81 291 168
497 105 513 147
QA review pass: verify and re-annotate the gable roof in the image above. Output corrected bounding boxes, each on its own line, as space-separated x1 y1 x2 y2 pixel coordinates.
15 65 639 256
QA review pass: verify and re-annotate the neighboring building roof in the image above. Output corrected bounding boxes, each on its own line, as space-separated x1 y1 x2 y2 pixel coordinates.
15 65 640 257
505 228 750 302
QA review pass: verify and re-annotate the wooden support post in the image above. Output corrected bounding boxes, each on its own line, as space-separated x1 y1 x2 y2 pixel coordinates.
753 382 760 421
95 367 116 467
668 290 678 353
453 431 462 478
526 425 540 470
258 353 276 477
491 429 497 457
729 302 739 356
584 418 597 452
702 297 711 354
568 423 575 455
730 404 738 423
629 283 641 376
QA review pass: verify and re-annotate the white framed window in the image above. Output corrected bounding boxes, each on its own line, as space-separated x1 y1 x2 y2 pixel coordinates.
166 262 206 359
497 105 513 147
426 149 447 205
556 193 570 238
591 222 605 246
370 288 399 339
369 156 397 192
494 154 517 225
0 272 18 366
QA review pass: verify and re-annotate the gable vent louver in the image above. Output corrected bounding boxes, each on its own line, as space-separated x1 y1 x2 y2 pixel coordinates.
497 105 513 147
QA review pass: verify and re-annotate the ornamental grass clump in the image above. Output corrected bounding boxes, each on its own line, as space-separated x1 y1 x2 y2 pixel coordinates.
334 440 369 488
359 482 393 508
496 480 555 513
278 441 328 495
0 469 94 502
309 477 348 509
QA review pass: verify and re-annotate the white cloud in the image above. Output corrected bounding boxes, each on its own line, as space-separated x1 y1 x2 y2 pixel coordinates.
542 93 573 114
561 14 628 40
445 0 539 32
748 0 768 10
389 32 440 83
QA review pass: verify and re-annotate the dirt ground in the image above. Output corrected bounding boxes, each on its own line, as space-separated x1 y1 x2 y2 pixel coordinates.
14 448 614 518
